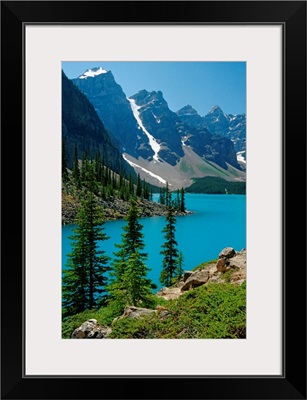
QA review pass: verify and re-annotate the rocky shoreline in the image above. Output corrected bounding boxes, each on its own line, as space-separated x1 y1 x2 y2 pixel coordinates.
62 190 192 225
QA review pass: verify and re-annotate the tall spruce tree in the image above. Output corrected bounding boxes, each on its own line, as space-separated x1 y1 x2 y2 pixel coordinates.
180 188 186 212
129 173 134 197
160 204 179 287
72 143 80 186
62 166 110 318
108 199 153 311
175 251 184 281
62 138 69 182
165 182 170 206
159 186 165 205
136 173 142 197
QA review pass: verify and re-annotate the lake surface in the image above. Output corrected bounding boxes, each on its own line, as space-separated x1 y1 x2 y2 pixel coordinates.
62 194 246 291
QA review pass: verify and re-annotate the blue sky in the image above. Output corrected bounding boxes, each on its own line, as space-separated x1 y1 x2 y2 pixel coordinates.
62 61 246 115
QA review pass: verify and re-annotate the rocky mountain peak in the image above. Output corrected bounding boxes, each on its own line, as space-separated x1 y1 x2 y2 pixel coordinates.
78 67 109 79
177 105 199 116
130 89 166 108
208 105 224 115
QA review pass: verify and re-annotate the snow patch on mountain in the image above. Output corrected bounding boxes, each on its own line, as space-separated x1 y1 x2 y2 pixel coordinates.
122 154 166 184
127 98 161 162
79 67 108 79
236 151 246 163
152 111 161 123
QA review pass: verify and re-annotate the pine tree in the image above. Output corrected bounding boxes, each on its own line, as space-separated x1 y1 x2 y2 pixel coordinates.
175 189 180 211
165 182 170 206
129 173 134 197
160 204 179 287
62 168 110 317
62 138 69 182
111 171 117 190
122 251 153 307
108 199 153 310
95 150 102 182
180 187 186 212
62 226 88 317
72 143 80 186
175 251 184 281
119 162 123 189
159 186 165 205
136 173 142 197
142 179 150 200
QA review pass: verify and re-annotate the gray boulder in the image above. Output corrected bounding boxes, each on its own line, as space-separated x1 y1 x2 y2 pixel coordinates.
218 247 236 259
181 269 211 291
71 319 112 339
113 306 157 324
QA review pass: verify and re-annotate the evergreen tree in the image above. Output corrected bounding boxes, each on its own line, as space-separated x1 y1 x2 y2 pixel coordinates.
95 150 102 182
175 251 184 281
62 138 69 182
119 162 124 189
159 186 165 205
160 204 179 287
175 189 180 211
129 173 134 197
81 151 86 182
122 251 153 307
108 168 112 185
180 188 186 212
143 179 150 200
72 143 80 186
165 182 170 206
111 170 117 190
108 199 153 310
62 226 88 317
62 170 110 317
136 173 142 197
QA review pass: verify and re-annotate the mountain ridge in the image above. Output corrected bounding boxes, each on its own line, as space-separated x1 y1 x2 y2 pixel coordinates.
177 104 246 158
71 67 246 188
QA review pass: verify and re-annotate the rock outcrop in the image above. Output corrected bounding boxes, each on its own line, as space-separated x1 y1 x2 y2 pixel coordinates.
181 268 211 291
113 306 157 323
218 247 236 259
113 305 170 321
157 247 246 300
71 319 112 339
216 247 236 272
156 286 182 300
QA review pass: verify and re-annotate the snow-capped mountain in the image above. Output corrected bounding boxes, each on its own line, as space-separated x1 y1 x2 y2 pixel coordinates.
129 90 184 165
78 67 108 79
72 69 154 160
72 68 245 188
62 71 133 177
129 90 240 170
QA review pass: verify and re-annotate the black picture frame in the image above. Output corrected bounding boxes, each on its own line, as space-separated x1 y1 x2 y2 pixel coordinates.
1 1 306 399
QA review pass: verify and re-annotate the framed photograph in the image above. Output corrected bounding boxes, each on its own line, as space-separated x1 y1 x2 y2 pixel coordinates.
1 1 306 399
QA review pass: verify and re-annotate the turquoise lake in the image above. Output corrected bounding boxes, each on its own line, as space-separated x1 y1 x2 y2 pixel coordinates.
62 194 246 291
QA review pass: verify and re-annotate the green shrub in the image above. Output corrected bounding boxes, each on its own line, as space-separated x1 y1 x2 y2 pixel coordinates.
62 304 121 338
62 281 246 339
110 283 246 339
